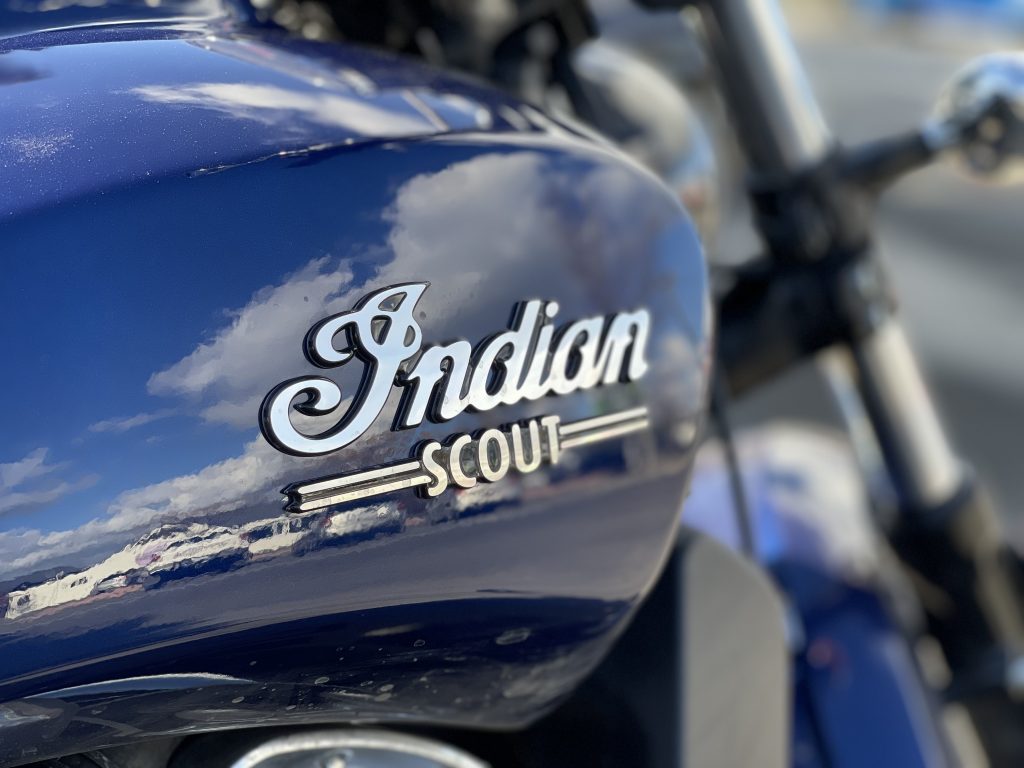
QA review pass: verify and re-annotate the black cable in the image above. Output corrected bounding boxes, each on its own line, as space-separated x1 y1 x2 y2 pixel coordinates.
710 366 755 557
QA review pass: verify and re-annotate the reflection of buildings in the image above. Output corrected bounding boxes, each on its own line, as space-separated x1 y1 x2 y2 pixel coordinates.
4 503 401 620
3 421 669 621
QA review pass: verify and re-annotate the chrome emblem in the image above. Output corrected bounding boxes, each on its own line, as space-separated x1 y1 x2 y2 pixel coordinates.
260 283 651 511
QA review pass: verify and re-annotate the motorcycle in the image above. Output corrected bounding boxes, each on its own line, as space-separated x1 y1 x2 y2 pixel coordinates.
2 0 1024 765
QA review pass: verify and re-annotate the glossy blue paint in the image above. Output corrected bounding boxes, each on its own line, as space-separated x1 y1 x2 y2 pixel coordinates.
0 20 562 218
0 11 710 763
685 427 953 767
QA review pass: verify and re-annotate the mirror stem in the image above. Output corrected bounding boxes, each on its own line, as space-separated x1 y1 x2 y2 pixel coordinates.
841 129 940 193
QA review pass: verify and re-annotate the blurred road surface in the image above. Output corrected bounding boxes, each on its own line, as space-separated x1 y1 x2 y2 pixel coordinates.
734 5 1024 525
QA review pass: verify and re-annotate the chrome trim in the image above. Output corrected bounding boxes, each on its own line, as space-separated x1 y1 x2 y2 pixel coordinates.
228 729 490 768
558 406 649 436
559 418 650 450
932 52 1024 183
291 461 425 496
283 406 649 512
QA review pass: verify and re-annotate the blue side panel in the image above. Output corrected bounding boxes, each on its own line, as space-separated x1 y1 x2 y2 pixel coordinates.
795 585 950 768
685 427 954 768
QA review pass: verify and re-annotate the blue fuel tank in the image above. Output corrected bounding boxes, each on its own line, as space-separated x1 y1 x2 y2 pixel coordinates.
0 7 710 761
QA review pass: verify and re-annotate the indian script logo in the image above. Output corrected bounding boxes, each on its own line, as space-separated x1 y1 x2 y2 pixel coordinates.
260 282 651 511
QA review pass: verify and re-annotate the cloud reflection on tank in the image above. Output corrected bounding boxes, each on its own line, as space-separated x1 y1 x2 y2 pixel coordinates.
2 435 653 622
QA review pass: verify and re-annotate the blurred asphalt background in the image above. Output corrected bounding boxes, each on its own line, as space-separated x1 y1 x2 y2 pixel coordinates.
734 1 1024 527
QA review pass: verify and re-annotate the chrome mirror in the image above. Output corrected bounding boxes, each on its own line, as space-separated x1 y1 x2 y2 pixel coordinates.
930 52 1024 184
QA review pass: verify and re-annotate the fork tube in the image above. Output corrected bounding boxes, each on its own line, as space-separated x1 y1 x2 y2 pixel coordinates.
701 5 1024 756
696 0 833 175
698 0 963 510
847 322 963 509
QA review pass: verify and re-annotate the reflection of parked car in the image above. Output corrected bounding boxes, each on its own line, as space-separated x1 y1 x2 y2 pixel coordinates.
241 514 323 556
94 574 129 594
319 505 404 550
